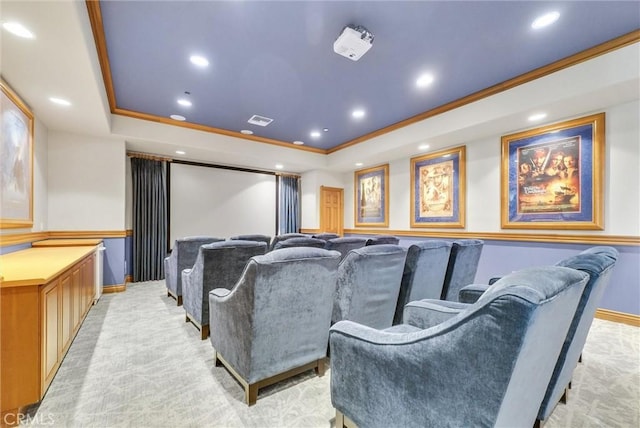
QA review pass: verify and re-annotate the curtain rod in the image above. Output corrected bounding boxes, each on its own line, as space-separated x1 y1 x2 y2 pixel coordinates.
127 151 172 162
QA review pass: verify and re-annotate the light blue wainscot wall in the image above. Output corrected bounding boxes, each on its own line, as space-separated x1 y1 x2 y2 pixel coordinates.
102 237 126 287
0 242 32 255
348 234 640 316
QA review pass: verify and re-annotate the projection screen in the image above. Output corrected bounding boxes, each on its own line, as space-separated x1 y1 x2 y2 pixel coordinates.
169 162 276 245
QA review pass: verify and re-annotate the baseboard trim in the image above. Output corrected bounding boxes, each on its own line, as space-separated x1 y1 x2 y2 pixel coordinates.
595 308 640 327
103 284 127 294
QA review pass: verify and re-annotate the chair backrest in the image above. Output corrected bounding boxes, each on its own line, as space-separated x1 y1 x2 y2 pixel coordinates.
393 240 453 324
210 247 341 383
329 266 588 428
537 248 618 421
333 244 407 329
365 235 400 246
229 234 272 247
269 233 307 251
272 237 326 250
324 237 368 260
166 236 224 294
312 233 340 241
441 239 484 301
183 240 267 324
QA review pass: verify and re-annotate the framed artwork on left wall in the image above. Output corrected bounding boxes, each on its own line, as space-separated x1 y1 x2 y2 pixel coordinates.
354 164 389 227
1 80 34 229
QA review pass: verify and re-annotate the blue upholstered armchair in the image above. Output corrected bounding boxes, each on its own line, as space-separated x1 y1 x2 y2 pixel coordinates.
440 239 484 301
449 247 618 426
269 233 307 251
365 234 400 246
182 240 267 339
229 234 271 247
393 240 453 325
332 244 407 329
209 247 341 405
324 237 367 260
330 266 589 428
272 236 326 250
164 236 224 305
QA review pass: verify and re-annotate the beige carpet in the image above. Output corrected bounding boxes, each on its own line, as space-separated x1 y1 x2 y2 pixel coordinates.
24 281 640 427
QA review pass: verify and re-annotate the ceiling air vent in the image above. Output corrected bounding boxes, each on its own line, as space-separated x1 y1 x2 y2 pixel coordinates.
247 115 273 126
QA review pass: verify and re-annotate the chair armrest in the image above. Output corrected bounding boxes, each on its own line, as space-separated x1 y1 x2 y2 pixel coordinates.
488 276 501 285
458 284 490 303
210 288 231 298
402 299 469 329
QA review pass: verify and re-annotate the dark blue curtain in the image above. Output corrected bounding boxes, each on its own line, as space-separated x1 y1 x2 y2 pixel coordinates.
131 157 167 282
279 175 300 234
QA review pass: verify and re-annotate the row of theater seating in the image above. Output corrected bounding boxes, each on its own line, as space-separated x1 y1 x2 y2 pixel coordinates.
332 246 619 427
162 233 484 405
162 234 618 426
164 234 484 340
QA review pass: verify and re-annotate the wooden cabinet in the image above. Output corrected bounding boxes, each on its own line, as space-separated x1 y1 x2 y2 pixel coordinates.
0 247 96 414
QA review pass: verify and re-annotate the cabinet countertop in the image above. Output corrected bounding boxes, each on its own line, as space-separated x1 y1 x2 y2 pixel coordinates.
0 246 98 288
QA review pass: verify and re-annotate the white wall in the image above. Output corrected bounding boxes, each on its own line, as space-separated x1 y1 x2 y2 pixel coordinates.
306 100 640 236
300 169 346 230
47 131 126 230
32 118 49 232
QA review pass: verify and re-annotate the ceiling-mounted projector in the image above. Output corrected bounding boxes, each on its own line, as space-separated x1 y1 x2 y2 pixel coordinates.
333 25 374 61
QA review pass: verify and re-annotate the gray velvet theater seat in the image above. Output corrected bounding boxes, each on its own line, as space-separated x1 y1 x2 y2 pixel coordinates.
440 239 484 301
164 236 224 305
536 247 618 426
229 234 272 247
272 236 326 250
450 246 619 426
312 233 340 241
209 247 341 405
324 237 367 260
333 244 407 329
269 233 307 251
393 240 453 325
330 266 588 428
364 234 400 246
182 240 267 339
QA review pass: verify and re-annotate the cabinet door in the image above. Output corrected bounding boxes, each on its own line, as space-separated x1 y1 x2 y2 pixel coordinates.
41 280 60 393
60 274 72 353
71 267 82 334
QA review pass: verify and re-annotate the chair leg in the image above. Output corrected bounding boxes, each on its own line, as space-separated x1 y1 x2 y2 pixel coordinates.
533 418 545 428
214 352 222 367
335 410 345 428
185 314 190 322
245 383 258 406
579 353 583 363
560 387 569 404
177 295 183 306
315 358 326 377
201 324 209 340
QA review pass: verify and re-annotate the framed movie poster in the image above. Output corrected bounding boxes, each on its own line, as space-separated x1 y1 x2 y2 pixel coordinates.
1 80 34 229
501 113 604 230
410 146 466 228
355 164 389 227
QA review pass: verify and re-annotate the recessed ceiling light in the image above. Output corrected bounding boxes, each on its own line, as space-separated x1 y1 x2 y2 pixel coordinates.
177 99 192 107
49 97 71 106
528 113 547 121
416 73 434 88
532 11 560 29
190 55 209 67
175 150 186 155
170 114 186 121
323 128 329 132
418 144 430 150
352 109 365 119
2 22 35 39
240 129 254 135
275 164 284 169
310 131 321 138
293 140 305 145
355 162 363 167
